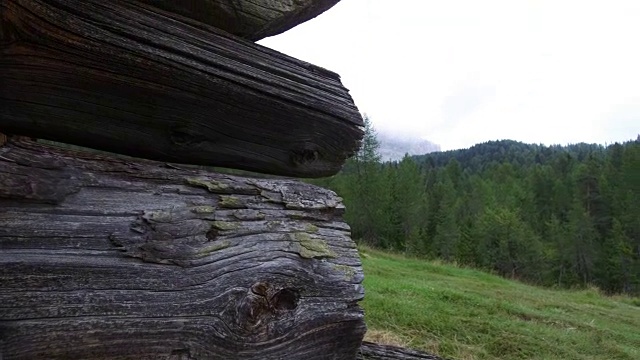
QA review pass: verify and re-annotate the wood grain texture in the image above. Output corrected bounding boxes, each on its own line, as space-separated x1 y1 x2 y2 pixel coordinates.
0 138 366 359
139 0 342 41
357 342 445 360
0 0 363 178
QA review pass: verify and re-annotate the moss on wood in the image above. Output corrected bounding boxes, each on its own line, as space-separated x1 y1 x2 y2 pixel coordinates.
219 195 243 208
186 178 230 193
292 232 335 259
211 221 239 231
197 240 231 256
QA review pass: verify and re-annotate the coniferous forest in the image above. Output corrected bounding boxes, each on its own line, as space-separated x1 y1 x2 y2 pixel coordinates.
313 117 640 295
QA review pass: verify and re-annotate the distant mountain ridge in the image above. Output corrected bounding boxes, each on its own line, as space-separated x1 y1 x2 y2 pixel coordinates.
411 137 640 171
377 130 440 161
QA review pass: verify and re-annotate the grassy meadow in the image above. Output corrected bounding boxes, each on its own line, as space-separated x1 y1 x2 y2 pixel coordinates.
359 246 640 360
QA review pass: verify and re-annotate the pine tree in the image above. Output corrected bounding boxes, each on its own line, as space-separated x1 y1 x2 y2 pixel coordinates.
597 219 634 293
475 206 543 280
431 174 459 261
342 114 388 247
395 155 426 253
567 199 598 286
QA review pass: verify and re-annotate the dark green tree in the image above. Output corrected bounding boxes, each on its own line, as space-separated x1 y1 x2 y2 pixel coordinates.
341 114 389 247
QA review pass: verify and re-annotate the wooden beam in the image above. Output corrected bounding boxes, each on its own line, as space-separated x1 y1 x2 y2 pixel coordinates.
0 138 366 359
357 342 445 360
139 0 342 41
0 0 363 178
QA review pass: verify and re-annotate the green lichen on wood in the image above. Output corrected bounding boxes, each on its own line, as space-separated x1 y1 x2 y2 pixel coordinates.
333 264 357 280
197 240 231 256
219 195 243 208
232 210 265 220
191 205 215 214
185 178 229 193
305 224 319 233
292 232 335 259
211 221 239 231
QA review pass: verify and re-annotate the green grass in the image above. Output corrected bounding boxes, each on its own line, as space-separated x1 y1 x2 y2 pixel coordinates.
359 246 640 360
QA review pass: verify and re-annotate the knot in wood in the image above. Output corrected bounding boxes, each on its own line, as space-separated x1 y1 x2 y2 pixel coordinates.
271 288 300 311
249 282 300 313
290 147 320 166
236 282 300 336
170 127 206 147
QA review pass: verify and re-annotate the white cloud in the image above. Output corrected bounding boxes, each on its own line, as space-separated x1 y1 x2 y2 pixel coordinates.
259 0 640 150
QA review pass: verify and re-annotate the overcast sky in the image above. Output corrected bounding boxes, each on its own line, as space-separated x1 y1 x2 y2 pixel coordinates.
259 0 640 151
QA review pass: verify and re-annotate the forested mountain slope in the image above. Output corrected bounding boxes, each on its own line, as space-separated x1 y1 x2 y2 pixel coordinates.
314 119 640 295
412 139 618 172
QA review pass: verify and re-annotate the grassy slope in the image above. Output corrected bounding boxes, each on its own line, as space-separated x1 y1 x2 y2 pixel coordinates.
359 247 640 360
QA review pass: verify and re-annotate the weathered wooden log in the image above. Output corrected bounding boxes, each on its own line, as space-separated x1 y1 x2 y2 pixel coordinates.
0 0 363 178
140 0 342 41
357 342 444 360
0 137 366 359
